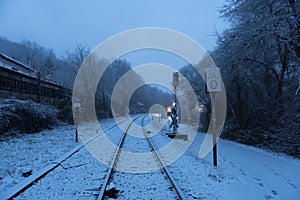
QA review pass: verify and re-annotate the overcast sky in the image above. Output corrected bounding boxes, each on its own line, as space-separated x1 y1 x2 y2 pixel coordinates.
0 0 227 69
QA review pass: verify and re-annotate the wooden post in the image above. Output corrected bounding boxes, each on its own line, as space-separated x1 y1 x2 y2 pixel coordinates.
73 103 81 143
36 72 41 103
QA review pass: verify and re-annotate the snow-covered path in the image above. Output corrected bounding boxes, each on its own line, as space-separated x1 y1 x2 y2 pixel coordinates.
219 139 300 199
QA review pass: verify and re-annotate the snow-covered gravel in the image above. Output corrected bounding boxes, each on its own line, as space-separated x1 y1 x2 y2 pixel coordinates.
1 116 299 200
121 118 150 154
110 117 179 200
158 133 232 200
148 117 300 200
0 125 76 192
14 147 107 200
0 118 125 199
112 171 178 200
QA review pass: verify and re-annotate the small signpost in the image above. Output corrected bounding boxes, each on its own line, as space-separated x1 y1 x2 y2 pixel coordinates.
73 103 81 143
205 66 221 166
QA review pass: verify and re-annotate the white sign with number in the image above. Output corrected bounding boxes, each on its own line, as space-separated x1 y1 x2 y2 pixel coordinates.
73 103 81 108
205 67 221 92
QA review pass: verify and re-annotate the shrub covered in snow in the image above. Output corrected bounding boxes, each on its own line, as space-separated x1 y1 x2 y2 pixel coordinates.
0 98 59 134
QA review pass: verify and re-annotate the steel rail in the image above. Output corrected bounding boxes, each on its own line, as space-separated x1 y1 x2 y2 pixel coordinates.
0 119 128 200
141 116 188 200
97 115 143 200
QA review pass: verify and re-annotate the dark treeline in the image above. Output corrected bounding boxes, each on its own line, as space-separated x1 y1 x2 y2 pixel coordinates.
129 84 173 115
95 59 173 119
215 0 300 138
0 37 173 119
179 0 300 157
0 37 76 88
179 62 210 130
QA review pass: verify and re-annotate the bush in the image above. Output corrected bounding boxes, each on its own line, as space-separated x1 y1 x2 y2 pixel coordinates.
0 98 59 134
56 97 73 123
222 121 300 158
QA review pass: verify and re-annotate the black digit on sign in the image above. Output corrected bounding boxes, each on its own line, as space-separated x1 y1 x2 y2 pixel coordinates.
210 80 217 89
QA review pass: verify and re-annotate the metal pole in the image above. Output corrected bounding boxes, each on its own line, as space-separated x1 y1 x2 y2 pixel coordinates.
75 124 78 143
212 93 217 166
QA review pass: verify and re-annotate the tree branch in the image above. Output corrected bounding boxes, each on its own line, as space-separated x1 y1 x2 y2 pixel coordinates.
243 57 280 81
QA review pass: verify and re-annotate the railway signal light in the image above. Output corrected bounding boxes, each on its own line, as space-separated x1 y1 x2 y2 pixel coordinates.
172 72 179 120
173 72 179 88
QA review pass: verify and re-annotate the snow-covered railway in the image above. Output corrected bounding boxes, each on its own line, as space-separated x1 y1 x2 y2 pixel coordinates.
97 115 187 200
1 115 299 199
0 120 124 200
2 115 187 200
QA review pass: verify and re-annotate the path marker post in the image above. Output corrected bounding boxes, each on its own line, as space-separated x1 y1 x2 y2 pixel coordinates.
205 66 221 166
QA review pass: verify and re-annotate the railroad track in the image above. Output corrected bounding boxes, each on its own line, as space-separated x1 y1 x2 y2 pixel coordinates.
0 118 128 200
98 115 187 200
141 116 187 200
2 115 187 199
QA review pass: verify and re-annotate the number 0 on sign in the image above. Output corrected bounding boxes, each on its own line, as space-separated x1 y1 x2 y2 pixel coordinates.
205 67 221 92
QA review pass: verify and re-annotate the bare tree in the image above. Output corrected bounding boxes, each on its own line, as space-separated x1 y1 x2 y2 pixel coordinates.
20 39 41 68
212 0 300 154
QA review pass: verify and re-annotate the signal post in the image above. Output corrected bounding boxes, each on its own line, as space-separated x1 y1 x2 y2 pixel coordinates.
205 66 221 166
166 72 188 141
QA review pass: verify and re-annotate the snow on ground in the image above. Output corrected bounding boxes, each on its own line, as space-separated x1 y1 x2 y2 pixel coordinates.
111 117 178 199
1 116 299 199
148 117 300 200
0 125 76 192
219 139 300 199
112 171 178 200
15 147 107 200
0 118 120 195
12 118 126 200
